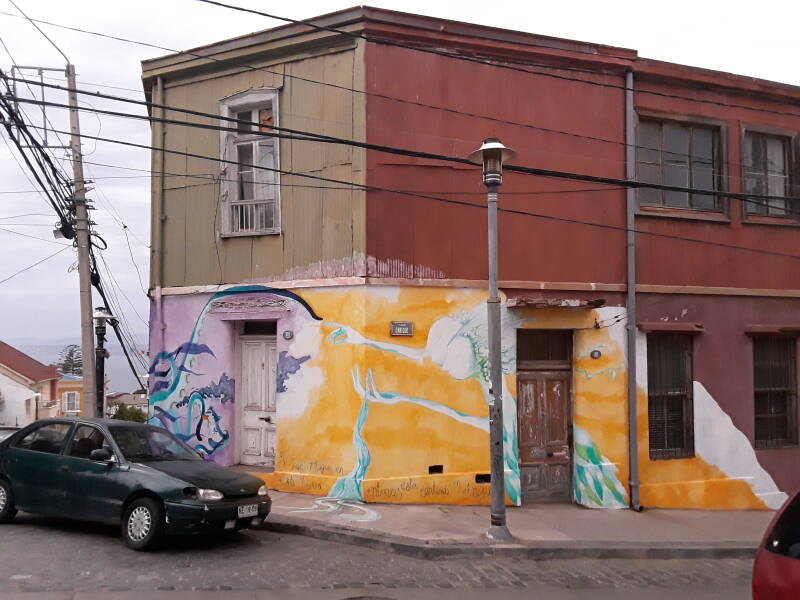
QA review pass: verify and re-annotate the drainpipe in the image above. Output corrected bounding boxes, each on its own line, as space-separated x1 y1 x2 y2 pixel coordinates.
625 70 642 511
153 76 167 370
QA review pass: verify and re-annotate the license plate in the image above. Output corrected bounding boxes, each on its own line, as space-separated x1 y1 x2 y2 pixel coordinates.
238 504 258 518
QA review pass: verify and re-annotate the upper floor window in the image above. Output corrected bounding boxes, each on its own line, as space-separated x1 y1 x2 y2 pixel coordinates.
743 132 794 218
219 89 280 236
62 391 78 413
753 335 797 449
637 119 721 212
647 333 695 460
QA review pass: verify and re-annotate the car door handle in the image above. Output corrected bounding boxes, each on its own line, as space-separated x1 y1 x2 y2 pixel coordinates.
57 465 69 472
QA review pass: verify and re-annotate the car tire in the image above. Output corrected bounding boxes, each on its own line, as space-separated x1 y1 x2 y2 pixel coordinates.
121 497 164 551
0 479 16 523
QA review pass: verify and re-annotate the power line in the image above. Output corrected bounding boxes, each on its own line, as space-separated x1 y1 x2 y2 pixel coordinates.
0 244 70 285
13 91 800 217
3 7 800 156
1 78 146 390
0 225 69 245
7 0 69 63
0 212 52 218
3 66 780 178
123 225 148 296
19 119 800 263
194 0 800 120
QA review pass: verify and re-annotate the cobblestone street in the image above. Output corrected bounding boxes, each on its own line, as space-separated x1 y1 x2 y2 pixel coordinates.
0 514 752 598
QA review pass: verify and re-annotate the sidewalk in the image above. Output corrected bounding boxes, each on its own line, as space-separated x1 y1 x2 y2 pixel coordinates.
264 491 773 560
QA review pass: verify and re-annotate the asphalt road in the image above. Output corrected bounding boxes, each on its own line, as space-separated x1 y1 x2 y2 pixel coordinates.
0 513 753 599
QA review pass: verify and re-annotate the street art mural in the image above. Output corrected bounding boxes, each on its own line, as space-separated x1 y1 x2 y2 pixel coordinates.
150 285 785 509
148 285 322 465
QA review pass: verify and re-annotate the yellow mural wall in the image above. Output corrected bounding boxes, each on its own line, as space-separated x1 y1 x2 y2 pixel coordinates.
216 284 781 509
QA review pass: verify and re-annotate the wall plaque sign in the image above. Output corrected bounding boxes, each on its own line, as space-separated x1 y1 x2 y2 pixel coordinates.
390 321 413 336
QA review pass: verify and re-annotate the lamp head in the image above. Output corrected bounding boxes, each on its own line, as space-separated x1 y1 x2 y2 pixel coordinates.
93 306 114 321
467 138 516 186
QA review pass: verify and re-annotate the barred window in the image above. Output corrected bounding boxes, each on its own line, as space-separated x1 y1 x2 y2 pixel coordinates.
647 334 695 460
753 336 797 449
219 90 280 236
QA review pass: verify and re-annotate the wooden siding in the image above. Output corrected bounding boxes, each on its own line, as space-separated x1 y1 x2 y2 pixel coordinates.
152 43 365 289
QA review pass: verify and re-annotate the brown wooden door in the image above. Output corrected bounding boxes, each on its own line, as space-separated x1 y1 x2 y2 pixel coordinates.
517 370 572 503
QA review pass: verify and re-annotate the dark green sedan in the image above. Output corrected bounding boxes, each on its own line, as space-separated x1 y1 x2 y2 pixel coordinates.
0 418 271 550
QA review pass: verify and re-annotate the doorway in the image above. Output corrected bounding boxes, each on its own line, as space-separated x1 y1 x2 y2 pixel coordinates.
238 321 277 468
516 329 573 503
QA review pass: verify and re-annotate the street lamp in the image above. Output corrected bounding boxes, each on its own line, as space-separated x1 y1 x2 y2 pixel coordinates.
93 306 116 419
467 138 516 541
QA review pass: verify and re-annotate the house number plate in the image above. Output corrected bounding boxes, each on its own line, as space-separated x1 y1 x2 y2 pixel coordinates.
390 321 413 336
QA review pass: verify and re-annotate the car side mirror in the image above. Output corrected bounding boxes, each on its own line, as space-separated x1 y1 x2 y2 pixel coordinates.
89 448 114 462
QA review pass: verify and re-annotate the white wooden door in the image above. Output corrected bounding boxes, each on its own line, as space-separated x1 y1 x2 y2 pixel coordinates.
239 337 277 467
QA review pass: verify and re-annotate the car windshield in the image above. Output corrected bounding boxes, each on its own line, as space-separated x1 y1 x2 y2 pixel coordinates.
108 425 200 462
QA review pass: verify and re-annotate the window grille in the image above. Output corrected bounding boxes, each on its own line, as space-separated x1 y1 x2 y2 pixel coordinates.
647 333 695 460
753 335 797 449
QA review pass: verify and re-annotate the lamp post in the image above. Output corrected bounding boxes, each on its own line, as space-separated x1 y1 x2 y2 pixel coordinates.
467 138 516 541
93 307 116 418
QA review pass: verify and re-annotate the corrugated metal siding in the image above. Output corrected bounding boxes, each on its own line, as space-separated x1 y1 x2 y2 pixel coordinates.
157 44 365 288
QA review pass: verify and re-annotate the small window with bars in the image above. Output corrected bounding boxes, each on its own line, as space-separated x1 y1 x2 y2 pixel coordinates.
647 333 695 460
753 335 798 449
220 91 280 236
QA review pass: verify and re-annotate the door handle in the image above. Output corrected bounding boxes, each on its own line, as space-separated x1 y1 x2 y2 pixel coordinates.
258 416 272 423
57 466 69 472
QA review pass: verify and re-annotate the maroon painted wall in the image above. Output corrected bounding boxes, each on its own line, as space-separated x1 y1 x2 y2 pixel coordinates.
363 41 800 292
638 294 800 494
364 41 628 283
634 68 800 291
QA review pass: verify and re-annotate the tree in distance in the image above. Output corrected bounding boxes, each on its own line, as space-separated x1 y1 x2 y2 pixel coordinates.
57 344 83 376
110 403 147 423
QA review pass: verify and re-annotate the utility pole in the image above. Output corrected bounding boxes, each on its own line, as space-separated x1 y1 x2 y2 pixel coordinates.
65 64 96 417
468 138 516 541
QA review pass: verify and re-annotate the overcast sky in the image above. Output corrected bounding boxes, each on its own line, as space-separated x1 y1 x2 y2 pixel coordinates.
1 0 799 389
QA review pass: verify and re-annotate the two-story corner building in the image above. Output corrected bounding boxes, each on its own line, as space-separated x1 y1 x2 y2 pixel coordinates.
0 341 59 427
142 7 800 510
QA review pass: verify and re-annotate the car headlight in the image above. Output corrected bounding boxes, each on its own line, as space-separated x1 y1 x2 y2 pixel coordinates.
197 488 224 501
257 485 268 497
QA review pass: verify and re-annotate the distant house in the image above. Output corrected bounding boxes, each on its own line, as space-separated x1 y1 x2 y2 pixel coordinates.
0 341 59 427
56 374 84 417
106 391 148 417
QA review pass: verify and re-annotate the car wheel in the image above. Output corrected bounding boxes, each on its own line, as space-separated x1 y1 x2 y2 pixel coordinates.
0 479 16 523
122 498 164 551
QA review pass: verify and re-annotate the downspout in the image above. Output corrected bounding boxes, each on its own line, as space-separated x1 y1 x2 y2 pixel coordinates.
153 75 167 373
625 70 642 511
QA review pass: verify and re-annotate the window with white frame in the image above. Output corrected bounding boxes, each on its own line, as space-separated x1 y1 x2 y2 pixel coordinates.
219 89 280 236
62 391 79 414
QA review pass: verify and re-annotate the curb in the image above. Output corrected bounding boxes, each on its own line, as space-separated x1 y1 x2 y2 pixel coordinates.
263 515 758 560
